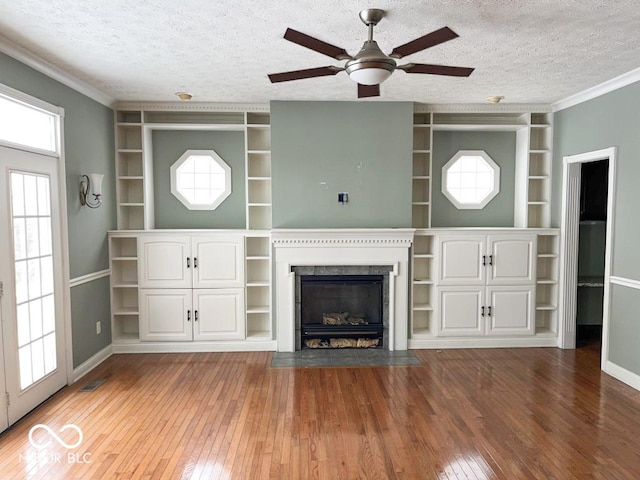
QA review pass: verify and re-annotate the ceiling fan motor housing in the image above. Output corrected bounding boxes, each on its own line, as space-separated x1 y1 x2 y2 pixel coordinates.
345 40 397 85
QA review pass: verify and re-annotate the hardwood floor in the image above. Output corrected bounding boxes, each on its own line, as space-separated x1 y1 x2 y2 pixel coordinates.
1 346 639 479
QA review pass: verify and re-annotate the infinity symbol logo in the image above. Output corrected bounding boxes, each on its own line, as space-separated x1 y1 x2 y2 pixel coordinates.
28 424 83 450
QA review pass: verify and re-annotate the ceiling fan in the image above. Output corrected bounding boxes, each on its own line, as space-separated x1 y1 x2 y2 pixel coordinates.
268 8 475 98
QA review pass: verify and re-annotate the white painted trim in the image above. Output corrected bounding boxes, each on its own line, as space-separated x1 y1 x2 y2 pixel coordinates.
610 276 640 290
0 82 65 116
408 335 558 349
559 148 616 364
414 103 552 113
603 360 640 392
111 340 276 354
115 102 270 112
553 66 640 112
72 344 113 383
0 34 115 108
69 269 110 288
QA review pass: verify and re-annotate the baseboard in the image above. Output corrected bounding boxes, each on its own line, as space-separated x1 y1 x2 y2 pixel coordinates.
408 335 559 350
111 340 277 354
603 360 640 392
72 344 113 383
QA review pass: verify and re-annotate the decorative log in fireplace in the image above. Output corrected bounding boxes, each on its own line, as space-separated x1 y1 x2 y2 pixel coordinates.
300 274 384 348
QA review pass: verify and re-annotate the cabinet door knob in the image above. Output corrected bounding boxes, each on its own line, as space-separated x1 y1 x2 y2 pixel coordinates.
194 310 198 321
488 255 493 266
482 255 487 266
194 257 198 268
488 306 492 317
481 306 485 317
187 310 191 321
186 257 191 268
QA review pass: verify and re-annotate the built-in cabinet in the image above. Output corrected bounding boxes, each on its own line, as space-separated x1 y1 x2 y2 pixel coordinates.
109 231 274 352
138 235 245 342
437 234 536 337
410 229 559 348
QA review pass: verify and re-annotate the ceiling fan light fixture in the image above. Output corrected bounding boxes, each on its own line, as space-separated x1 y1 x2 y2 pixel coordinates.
345 40 396 85
348 65 393 85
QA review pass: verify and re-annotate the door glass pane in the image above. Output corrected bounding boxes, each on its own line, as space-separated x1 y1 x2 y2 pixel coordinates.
11 171 57 390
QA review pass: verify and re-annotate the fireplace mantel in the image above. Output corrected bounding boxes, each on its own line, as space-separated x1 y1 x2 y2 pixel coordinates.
272 229 414 352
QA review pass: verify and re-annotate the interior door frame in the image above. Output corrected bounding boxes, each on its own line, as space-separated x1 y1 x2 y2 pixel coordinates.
0 83 73 387
559 147 616 369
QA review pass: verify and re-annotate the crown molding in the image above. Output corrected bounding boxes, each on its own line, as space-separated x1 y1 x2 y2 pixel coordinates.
414 103 552 113
552 66 640 112
0 34 115 108
115 101 270 112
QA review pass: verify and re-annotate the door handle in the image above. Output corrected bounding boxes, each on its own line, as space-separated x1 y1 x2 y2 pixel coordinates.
194 257 198 268
186 257 191 268
194 310 198 321
488 255 493 266
481 306 485 317
487 306 492 317
187 310 191 321
482 255 486 266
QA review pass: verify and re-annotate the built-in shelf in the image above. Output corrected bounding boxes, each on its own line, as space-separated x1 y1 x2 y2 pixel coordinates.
109 233 140 343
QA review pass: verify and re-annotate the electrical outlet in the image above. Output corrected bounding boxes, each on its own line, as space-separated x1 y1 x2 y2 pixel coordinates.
96 321 101 335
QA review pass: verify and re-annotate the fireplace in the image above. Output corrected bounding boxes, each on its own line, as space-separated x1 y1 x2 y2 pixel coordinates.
272 229 414 352
298 273 385 349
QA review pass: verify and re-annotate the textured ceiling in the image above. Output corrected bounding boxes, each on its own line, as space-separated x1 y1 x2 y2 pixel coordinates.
1 1 640 104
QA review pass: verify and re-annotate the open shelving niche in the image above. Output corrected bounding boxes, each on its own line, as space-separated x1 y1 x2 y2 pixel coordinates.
111 104 274 348
410 232 437 338
109 233 140 343
535 231 560 335
411 106 554 230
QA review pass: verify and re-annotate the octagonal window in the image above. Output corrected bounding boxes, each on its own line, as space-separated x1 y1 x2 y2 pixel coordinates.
170 149 231 210
442 150 500 209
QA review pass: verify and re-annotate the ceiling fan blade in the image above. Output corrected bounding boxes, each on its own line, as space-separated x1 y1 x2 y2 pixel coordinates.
390 26 459 58
284 28 351 60
399 63 474 77
268 66 342 83
358 84 380 98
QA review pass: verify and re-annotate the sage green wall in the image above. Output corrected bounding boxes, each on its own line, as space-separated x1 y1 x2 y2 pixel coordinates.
71 277 112 366
0 51 115 367
151 130 246 229
553 80 640 374
271 101 413 228
431 131 515 227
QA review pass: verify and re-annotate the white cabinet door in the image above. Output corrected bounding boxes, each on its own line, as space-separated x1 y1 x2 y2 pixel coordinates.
486 286 535 336
438 236 485 285
193 289 245 341
192 236 245 288
438 287 484 336
487 235 536 285
139 236 191 288
140 289 192 341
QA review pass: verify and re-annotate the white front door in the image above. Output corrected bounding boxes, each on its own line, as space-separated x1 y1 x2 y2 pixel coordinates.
0 146 68 428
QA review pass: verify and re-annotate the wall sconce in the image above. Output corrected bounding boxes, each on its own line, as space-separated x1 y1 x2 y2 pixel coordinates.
79 174 104 208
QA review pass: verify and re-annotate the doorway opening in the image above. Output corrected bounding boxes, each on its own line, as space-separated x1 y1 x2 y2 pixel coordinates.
560 147 616 370
575 160 608 351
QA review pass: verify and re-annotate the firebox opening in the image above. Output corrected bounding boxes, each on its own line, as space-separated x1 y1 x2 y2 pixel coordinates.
300 274 384 349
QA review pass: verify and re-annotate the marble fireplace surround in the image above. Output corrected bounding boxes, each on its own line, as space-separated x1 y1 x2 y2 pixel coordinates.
272 229 414 352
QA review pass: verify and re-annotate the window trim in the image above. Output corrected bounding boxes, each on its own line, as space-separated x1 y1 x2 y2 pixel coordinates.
441 150 500 210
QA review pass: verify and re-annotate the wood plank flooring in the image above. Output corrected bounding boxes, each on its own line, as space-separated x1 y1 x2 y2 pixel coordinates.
1 345 640 479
